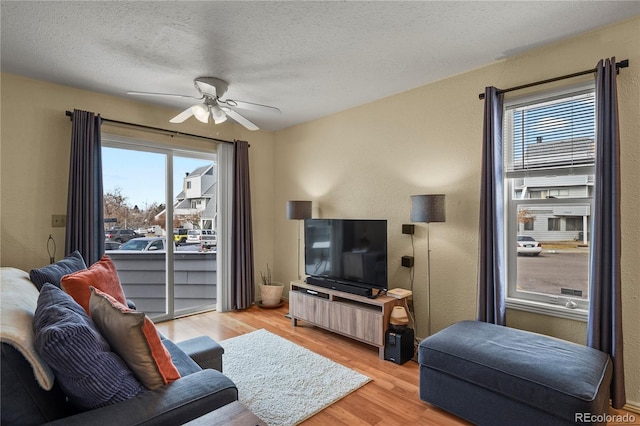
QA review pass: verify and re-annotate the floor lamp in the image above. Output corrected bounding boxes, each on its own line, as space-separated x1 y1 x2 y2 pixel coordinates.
286 200 312 280
411 194 446 337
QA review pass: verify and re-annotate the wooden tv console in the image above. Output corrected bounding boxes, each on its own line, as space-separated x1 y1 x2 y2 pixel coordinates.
289 280 399 359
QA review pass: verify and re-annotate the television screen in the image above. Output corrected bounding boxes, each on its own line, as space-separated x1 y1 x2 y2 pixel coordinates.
304 219 387 291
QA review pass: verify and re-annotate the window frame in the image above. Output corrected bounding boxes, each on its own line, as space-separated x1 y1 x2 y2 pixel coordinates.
502 82 595 321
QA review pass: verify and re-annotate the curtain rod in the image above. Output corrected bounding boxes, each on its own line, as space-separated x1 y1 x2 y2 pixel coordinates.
478 59 629 100
65 110 234 144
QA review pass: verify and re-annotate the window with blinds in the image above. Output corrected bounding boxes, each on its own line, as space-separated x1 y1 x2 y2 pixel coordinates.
504 88 595 177
502 83 595 319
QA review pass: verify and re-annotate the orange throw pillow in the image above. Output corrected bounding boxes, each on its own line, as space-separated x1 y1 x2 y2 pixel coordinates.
89 287 180 390
61 255 127 315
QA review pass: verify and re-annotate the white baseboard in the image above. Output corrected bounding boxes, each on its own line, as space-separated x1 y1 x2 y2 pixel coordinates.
623 401 640 414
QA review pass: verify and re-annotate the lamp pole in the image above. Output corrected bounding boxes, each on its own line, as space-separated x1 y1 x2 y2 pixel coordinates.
426 222 433 337
410 194 446 338
296 220 302 280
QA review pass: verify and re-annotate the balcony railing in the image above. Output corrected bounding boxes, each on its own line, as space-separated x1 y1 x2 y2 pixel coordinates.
107 251 217 318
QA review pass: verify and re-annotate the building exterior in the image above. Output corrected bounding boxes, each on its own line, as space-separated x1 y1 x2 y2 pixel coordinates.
512 138 593 244
157 163 217 230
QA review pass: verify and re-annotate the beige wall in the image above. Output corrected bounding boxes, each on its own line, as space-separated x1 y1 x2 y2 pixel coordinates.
273 18 639 406
0 74 276 280
1 17 638 407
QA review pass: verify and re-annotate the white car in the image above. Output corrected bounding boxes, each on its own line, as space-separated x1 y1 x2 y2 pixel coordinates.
186 229 201 244
114 237 167 252
517 235 542 256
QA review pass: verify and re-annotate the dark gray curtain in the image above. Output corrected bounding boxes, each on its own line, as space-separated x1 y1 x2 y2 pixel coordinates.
232 141 255 309
477 87 506 325
588 58 625 408
65 109 104 265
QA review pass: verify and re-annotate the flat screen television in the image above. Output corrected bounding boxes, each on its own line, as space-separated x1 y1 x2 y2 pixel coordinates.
304 219 387 297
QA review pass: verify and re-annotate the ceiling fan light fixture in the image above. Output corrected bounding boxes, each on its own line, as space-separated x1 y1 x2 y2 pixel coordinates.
211 105 227 124
192 104 210 123
142 77 272 130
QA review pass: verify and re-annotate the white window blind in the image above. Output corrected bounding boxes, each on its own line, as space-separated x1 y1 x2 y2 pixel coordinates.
504 89 595 177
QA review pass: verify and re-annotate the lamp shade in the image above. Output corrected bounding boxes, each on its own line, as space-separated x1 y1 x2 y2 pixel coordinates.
411 194 446 223
286 200 312 220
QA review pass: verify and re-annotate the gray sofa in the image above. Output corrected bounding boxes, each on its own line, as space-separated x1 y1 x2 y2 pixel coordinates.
0 267 237 425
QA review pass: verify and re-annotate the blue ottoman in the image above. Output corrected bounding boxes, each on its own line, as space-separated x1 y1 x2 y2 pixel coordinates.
418 321 612 426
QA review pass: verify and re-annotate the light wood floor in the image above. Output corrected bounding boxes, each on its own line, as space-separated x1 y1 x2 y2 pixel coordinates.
155 303 638 426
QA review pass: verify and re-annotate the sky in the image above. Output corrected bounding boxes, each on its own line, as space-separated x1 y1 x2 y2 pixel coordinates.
102 146 214 210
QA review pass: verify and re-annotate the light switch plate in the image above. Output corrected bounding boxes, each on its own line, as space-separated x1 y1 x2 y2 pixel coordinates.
51 214 66 227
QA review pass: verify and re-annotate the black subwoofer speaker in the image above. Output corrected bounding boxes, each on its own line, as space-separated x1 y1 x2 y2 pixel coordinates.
384 328 414 365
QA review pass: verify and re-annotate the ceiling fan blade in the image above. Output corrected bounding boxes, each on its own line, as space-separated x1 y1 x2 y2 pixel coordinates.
224 109 259 131
169 107 195 123
222 99 281 114
127 91 203 101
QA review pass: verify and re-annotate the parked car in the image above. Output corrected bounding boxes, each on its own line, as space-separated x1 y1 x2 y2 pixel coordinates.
517 235 542 256
104 241 122 250
134 227 148 235
186 229 201 245
173 228 189 246
115 237 167 252
105 228 143 243
201 229 217 248
186 229 217 248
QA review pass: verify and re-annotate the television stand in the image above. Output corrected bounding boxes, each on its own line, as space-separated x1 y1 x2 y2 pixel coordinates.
289 280 398 359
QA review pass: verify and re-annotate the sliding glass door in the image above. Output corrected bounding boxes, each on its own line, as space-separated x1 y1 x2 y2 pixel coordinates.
172 154 218 317
102 135 218 321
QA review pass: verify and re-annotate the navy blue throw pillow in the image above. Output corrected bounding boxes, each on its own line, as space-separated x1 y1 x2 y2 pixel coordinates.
33 284 145 411
29 251 87 290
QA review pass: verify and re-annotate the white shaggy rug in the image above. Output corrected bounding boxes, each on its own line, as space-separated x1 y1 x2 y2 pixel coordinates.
220 329 371 426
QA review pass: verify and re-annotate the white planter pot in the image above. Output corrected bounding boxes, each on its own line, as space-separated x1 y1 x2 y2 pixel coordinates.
260 283 284 306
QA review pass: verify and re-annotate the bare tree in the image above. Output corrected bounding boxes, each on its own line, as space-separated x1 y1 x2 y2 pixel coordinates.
184 211 202 229
518 208 536 231
103 187 129 227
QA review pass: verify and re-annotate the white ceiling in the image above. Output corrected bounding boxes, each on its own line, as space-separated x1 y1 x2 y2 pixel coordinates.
1 1 638 131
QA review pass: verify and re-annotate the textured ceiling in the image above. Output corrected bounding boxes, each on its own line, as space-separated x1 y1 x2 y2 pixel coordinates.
1 1 638 131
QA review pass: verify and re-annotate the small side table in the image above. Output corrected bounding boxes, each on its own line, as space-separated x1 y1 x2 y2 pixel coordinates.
182 401 266 426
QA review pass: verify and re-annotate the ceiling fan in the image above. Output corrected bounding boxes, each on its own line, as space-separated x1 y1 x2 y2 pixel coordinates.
127 77 280 131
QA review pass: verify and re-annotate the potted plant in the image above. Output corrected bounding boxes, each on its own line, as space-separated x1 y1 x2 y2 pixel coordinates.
259 264 284 307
